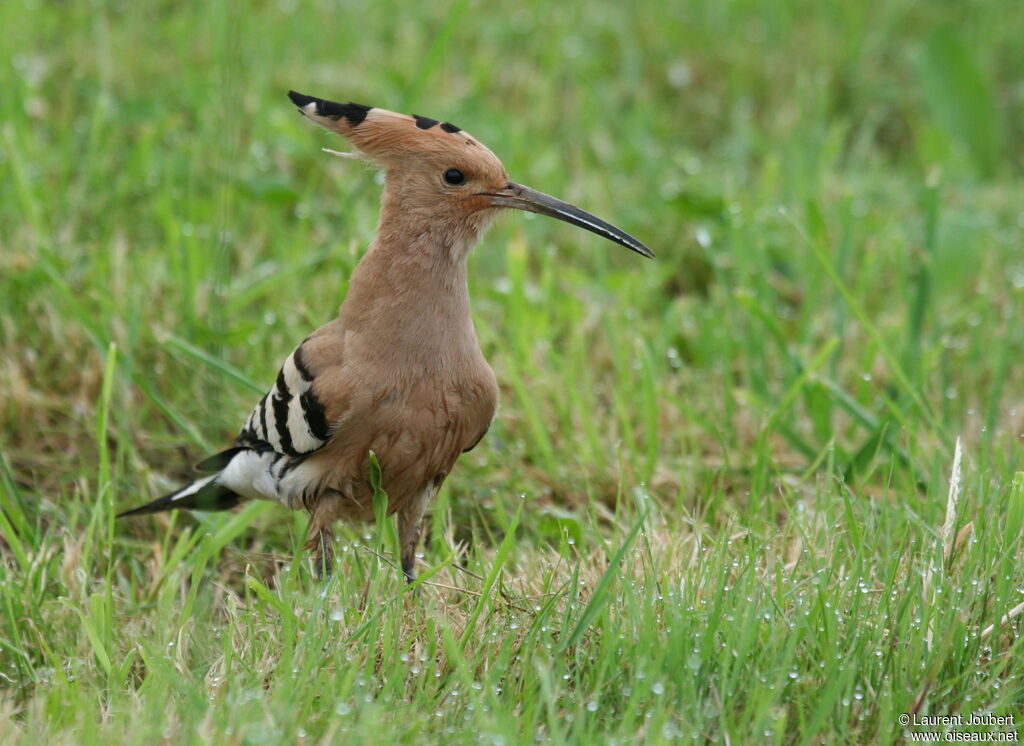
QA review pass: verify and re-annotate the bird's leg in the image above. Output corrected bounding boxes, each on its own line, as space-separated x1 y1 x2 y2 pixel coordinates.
315 529 334 580
397 479 437 584
303 515 335 581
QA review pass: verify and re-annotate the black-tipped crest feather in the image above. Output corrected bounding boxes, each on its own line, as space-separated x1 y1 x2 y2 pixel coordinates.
287 90 370 126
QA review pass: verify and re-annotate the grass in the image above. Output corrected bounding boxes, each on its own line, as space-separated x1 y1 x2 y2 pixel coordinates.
1 0 1023 742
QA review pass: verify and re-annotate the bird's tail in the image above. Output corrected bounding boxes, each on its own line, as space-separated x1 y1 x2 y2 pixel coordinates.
116 473 242 518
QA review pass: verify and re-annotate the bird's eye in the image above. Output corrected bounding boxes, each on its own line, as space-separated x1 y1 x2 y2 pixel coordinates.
443 168 466 186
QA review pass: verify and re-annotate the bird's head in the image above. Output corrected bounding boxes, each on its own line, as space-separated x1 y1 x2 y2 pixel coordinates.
288 91 653 259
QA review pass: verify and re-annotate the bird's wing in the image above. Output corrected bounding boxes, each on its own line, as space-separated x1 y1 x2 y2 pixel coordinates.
235 350 331 457
190 318 349 476
201 320 351 508
230 320 347 460
118 321 349 518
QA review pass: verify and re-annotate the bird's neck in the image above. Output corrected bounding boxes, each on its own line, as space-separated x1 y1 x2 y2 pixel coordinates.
338 198 485 362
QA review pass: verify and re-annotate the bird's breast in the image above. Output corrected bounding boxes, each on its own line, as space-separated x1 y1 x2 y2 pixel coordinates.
374 359 497 451
312 356 497 519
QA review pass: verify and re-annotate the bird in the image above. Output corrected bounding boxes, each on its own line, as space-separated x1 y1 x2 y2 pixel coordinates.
118 90 653 582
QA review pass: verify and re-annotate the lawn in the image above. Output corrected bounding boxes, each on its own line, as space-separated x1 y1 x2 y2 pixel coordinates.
1 0 1023 743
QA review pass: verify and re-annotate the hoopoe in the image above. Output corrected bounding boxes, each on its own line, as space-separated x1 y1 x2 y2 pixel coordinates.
119 91 653 581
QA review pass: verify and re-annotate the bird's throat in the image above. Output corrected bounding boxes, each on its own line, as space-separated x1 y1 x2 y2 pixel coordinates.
338 227 480 366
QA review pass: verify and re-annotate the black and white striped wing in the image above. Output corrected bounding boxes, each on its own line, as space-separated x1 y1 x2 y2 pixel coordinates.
238 346 332 456
121 343 338 517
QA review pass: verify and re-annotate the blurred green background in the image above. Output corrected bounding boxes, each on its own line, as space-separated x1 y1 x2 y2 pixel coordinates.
1 0 1022 742
3 0 1021 507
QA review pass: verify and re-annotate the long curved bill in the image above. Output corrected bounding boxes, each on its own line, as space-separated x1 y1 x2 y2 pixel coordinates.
483 182 654 258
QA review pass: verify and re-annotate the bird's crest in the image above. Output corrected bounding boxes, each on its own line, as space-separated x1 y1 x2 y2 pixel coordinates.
287 90 495 169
